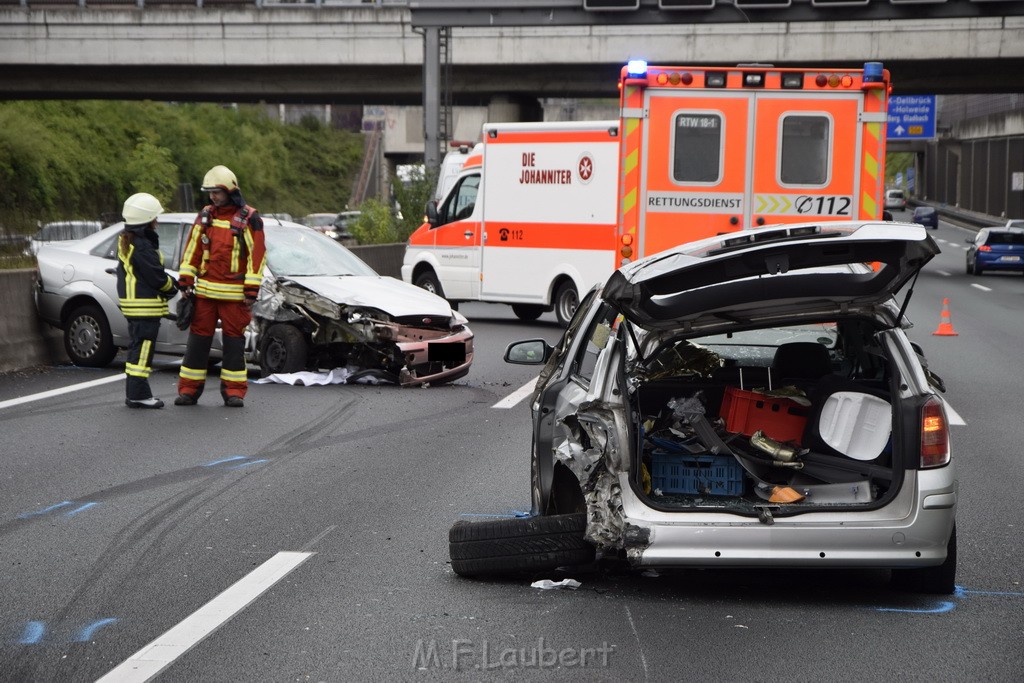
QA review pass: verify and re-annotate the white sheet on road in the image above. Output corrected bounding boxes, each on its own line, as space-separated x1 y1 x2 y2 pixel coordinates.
254 368 389 386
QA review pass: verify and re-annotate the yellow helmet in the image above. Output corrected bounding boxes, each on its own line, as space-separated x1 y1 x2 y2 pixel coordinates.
122 192 164 225
201 165 239 192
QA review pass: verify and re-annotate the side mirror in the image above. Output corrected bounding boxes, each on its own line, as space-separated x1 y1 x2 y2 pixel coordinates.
504 339 553 365
964 238 973 245
425 200 438 226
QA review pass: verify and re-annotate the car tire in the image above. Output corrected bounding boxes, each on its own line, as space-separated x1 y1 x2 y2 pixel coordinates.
891 525 957 595
512 304 545 322
448 512 596 578
965 260 974 275
414 270 445 299
64 304 117 368
553 280 579 327
258 324 308 377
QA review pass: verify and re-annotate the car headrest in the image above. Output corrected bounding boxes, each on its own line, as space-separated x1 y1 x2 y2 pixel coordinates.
771 342 832 380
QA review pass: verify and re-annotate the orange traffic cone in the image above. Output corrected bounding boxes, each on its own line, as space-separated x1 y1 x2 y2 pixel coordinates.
932 297 958 336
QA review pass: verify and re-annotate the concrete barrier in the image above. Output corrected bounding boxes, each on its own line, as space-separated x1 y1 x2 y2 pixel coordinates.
0 243 407 374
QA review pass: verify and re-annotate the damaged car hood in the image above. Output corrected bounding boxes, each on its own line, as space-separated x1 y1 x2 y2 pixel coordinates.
282 275 456 318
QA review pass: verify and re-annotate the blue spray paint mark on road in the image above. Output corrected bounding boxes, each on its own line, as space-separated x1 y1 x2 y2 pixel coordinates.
76 618 117 642
18 621 45 645
65 502 98 517
461 510 534 519
17 501 72 519
203 456 248 467
226 458 269 470
875 601 956 614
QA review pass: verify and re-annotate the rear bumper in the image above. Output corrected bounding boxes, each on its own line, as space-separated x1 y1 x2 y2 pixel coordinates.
976 255 1024 271
619 468 957 569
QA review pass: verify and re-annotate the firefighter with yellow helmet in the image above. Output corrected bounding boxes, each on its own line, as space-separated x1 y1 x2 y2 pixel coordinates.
175 165 266 407
117 192 178 408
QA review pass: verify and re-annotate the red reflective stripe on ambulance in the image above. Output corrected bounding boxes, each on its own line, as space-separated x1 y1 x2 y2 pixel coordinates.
487 131 617 145
484 222 617 250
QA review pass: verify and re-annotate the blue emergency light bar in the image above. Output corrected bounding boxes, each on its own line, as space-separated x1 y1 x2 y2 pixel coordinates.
863 62 884 83
626 60 648 77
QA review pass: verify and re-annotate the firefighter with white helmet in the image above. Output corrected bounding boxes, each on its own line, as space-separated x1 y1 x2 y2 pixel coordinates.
117 192 177 409
175 165 266 408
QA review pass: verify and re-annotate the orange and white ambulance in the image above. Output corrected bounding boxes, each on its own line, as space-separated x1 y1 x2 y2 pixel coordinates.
615 60 891 263
402 120 621 325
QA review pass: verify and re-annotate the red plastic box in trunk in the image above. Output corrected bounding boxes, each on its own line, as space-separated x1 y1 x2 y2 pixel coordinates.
720 386 809 444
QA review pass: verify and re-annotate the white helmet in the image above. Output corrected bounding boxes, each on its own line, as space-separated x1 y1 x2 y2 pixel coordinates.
122 192 165 225
201 165 239 193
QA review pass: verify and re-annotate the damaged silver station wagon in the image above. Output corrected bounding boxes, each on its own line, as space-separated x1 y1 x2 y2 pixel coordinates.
449 221 958 594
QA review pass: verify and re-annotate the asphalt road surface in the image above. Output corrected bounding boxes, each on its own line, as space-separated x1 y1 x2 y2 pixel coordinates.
1 219 1022 681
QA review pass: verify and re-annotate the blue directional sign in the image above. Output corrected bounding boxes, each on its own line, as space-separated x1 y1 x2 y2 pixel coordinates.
887 95 936 140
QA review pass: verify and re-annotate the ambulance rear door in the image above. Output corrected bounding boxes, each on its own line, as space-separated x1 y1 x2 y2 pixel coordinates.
749 91 862 227
640 91 751 254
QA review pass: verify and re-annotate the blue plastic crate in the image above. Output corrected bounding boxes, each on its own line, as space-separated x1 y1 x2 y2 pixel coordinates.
650 450 745 497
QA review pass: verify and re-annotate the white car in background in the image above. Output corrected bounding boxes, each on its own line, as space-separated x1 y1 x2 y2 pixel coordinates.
35 214 474 385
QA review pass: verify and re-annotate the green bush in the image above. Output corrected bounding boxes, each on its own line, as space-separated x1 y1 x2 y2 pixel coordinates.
0 101 364 235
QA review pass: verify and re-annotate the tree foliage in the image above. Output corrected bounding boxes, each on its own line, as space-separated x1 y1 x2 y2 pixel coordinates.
0 101 364 233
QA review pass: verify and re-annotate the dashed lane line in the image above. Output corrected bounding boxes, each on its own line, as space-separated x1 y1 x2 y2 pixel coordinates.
96 551 313 683
0 374 124 411
492 377 538 409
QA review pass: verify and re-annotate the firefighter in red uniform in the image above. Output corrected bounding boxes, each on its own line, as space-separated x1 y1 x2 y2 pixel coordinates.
175 165 266 407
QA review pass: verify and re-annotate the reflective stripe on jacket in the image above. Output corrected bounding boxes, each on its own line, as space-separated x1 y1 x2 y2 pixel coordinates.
179 204 266 301
117 228 176 318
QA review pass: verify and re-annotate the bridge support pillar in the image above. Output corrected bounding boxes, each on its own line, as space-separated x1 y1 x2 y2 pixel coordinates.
422 26 442 174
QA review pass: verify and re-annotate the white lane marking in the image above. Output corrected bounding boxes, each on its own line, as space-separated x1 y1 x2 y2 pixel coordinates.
943 399 967 426
935 270 951 277
97 551 313 683
492 377 538 409
970 283 992 292
0 374 124 410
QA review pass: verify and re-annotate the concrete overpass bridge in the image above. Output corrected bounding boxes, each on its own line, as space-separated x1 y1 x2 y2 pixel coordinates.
1 0 1023 169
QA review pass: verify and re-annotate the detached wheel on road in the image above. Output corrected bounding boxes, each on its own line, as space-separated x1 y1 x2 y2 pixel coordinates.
258 323 308 377
448 512 595 578
512 304 545 322
414 270 445 298
64 304 117 368
891 525 957 595
553 281 579 327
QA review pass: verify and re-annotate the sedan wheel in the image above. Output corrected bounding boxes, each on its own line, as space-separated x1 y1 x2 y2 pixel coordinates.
259 324 308 377
448 513 595 578
64 304 117 367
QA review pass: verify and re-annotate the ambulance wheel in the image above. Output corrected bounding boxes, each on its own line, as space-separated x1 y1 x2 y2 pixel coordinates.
512 305 545 322
414 270 445 298
553 281 579 327
258 324 307 377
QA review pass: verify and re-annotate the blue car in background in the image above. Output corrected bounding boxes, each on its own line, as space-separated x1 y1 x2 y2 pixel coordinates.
912 206 938 229
965 228 1024 275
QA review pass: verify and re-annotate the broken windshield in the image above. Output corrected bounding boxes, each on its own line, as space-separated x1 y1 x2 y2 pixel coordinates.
264 225 377 278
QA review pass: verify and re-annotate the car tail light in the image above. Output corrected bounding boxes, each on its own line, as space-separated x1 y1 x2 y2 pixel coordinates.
920 396 950 468
978 245 992 252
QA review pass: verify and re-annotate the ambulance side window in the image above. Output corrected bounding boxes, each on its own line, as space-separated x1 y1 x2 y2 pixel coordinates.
671 112 722 184
779 114 831 186
438 174 480 225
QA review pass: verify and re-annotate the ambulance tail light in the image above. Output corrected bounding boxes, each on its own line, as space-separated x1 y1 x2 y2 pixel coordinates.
620 234 634 260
